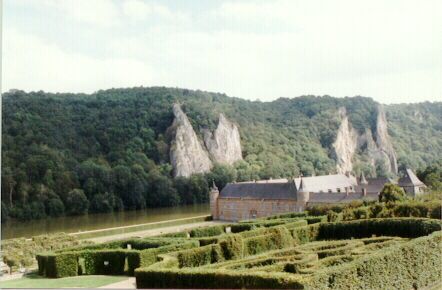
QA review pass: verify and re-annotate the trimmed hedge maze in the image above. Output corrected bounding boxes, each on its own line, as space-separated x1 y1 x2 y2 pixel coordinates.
37 216 442 289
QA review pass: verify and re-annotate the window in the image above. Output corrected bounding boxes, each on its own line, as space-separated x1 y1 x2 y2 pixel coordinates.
250 209 258 219
328 189 332 193
337 188 341 193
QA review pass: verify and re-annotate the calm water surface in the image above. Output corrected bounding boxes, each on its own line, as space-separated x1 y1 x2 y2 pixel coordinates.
2 203 210 239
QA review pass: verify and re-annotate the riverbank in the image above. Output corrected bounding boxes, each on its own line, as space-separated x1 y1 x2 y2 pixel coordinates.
2 204 210 239
71 214 212 240
86 220 228 243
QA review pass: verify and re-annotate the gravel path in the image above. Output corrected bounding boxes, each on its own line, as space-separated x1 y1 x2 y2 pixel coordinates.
87 220 229 243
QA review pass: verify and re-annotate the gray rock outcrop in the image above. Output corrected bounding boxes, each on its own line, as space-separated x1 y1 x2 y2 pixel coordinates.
332 106 398 176
169 104 213 177
374 106 398 174
332 108 358 174
203 113 243 165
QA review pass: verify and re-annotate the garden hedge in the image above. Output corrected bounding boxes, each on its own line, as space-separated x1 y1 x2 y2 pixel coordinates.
189 225 225 237
177 244 224 267
43 252 78 278
317 218 442 240
305 231 442 289
82 249 129 275
135 219 442 289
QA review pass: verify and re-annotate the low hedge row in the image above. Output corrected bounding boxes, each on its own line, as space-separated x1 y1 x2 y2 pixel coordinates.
135 229 442 289
189 225 225 237
135 268 304 289
37 252 78 278
243 227 293 256
305 230 442 289
177 244 224 267
317 218 441 240
37 239 200 277
310 201 442 221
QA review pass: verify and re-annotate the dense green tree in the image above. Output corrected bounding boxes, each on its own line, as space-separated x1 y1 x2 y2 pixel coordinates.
89 193 114 213
379 183 407 203
207 164 237 190
45 198 65 217
1 87 441 221
417 161 442 191
65 189 89 215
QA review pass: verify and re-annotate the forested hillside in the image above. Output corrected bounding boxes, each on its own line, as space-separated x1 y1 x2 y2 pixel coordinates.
2 87 441 221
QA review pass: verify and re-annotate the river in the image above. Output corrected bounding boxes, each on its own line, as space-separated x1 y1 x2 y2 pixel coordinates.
2 203 210 239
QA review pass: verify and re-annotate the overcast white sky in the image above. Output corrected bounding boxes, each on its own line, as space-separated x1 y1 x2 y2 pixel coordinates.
2 0 441 103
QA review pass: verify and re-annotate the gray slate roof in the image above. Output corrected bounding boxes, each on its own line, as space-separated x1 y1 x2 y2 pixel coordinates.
220 182 298 200
355 177 396 194
398 169 425 187
293 174 357 193
308 192 378 203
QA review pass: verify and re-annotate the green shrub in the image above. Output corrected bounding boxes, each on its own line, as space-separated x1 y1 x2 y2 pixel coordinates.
199 237 220 246
230 223 256 233
430 204 442 219
292 224 320 244
126 251 141 276
264 212 309 219
135 268 304 289
280 219 308 229
303 216 327 224
138 240 200 268
326 210 342 222
189 225 225 237
82 250 128 275
305 231 442 289
317 218 441 240
36 254 47 276
45 252 79 278
177 244 223 268
158 231 189 238
244 227 292 256
220 234 244 260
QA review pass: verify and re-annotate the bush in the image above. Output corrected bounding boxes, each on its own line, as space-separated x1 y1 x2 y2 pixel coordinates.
379 183 407 203
45 252 79 278
189 225 225 237
82 250 128 275
230 223 256 233
177 244 223 268
292 224 320 244
45 198 65 217
220 234 243 260
66 189 89 215
305 231 442 289
137 240 200 268
135 268 304 289
317 218 441 240
243 226 292 256
158 232 189 238
199 237 220 246
430 204 442 219
326 210 341 222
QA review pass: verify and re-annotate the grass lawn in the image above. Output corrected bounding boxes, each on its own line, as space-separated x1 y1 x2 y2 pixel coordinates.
0 273 128 288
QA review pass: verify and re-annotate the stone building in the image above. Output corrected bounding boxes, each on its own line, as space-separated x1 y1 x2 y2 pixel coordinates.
210 169 426 221
398 169 426 196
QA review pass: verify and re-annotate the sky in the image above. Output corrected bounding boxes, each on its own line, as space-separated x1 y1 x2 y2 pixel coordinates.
2 0 441 103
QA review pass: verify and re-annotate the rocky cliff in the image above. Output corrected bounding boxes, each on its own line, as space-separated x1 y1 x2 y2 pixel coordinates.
374 106 398 174
332 108 358 174
333 106 398 176
169 104 213 177
203 113 243 165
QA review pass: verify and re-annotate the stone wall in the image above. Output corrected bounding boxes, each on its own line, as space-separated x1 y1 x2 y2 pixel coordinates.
216 198 301 221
